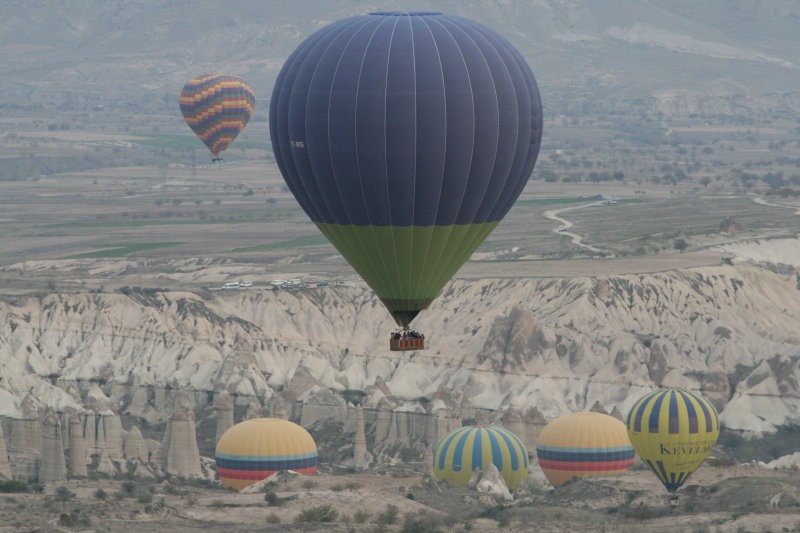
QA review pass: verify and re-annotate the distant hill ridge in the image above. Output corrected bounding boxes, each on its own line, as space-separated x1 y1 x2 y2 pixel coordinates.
2 0 800 115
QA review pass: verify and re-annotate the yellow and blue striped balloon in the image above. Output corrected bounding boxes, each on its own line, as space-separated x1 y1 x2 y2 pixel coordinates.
433 425 528 490
626 388 719 493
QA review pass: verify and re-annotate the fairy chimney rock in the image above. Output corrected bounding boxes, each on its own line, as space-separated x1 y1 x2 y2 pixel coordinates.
66 415 88 477
354 405 368 470
164 404 201 477
213 390 234 443
95 449 117 475
374 401 393 444
0 422 12 479
7 397 41 481
96 411 124 461
38 411 67 484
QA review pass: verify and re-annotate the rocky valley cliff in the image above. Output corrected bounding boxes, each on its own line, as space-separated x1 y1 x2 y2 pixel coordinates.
2 261 798 439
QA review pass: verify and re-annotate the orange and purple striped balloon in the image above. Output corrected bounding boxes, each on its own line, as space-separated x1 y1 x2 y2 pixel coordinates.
179 74 256 158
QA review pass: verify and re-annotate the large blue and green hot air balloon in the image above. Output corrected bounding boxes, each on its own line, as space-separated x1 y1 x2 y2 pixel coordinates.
269 11 542 330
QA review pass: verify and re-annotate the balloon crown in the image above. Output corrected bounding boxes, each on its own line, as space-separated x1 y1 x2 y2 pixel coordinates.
370 11 442 16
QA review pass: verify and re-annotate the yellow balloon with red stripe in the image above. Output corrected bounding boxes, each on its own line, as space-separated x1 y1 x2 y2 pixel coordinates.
626 388 719 493
215 418 317 491
536 412 635 486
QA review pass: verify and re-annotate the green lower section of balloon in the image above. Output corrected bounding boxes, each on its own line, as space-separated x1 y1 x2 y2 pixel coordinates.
315 221 499 326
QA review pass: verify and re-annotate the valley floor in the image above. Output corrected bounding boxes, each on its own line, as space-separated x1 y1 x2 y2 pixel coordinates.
1 464 799 532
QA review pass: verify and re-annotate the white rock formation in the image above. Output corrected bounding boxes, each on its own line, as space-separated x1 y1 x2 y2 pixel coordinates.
271 396 289 420
94 411 124 461
245 400 263 420
423 445 433 472
765 452 800 470
213 390 234 443
343 403 357 434
162 399 201 477
38 411 67 484
475 464 514 502
299 387 347 427
95 449 116 475
82 410 97 457
354 405 368 470
386 412 398 444
66 414 87 477
6 397 41 481
123 426 149 463
374 401 393 444
2 262 800 434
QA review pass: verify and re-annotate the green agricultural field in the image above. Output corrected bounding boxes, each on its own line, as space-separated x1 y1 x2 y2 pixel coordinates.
233 234 330 252
516 196 602 206
131 134 271 152
68 242 183 258
131 134 203 150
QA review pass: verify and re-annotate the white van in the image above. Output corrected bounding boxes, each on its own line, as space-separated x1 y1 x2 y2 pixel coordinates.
221 282 240 290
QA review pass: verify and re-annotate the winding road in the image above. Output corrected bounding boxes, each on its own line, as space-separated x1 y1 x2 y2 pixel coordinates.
543 199 608 254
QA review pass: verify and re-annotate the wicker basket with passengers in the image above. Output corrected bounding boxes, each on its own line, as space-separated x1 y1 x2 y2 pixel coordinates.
389 327 425 351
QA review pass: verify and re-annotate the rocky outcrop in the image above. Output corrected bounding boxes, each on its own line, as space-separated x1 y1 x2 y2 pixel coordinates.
589 401 608 414
2 262 800 434
245 400 263 420
95 449 116 475
38 411 66 484
475 464 513 502
6 397 41 482
66 414 87 477
95 411 124 461
0 422 11 479
353 405 368 470
373 401 393 444
123 426 148 463
213 390 234 443
163 395 201 477
299 387 347 427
